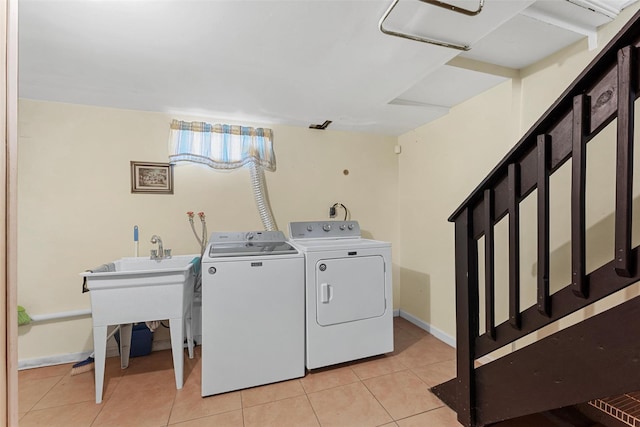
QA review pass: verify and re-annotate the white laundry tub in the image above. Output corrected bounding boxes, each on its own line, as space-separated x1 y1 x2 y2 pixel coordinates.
81 254 200 403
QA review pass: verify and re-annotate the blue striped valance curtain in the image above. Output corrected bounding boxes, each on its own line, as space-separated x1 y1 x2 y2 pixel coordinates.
168 119 276 171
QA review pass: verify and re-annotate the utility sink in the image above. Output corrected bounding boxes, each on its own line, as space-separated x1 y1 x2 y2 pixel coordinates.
80 254 200 403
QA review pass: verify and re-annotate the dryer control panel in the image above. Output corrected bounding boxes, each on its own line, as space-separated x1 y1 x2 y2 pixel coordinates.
289 221 361 239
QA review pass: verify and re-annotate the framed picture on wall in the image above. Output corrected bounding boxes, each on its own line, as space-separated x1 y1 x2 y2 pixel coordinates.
130 161 174 194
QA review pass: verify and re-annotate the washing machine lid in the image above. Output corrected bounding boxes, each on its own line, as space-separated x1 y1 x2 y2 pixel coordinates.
209 241 298 257
208 230 298 257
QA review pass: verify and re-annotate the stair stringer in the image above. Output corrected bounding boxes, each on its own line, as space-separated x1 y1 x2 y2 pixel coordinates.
433 294 640 426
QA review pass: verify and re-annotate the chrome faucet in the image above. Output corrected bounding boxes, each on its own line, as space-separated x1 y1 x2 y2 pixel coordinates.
150 235 165 259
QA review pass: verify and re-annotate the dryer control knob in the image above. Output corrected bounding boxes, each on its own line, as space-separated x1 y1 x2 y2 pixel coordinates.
322 224 331 232
339 224 346 230
306 225 313 232
245 232 255 240
348 224 354 230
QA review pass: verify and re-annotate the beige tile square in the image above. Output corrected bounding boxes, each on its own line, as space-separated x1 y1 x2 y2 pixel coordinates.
168 409 243 426
123 348 176 375
393 336 455 369
396 406 462 427
308 381 392 427
183 351 201 383
18 401 103 427
92 371 176 427
18 375 61 412
33 369 122 410
243 395 319 427
350 355 408 380
364 370 444 420
300 365 359 393
411 359 456 388
19 363 74 381
241 379 305 407
393 333 424 354
169 378 242 424
113 367 177 401
394 318 429 337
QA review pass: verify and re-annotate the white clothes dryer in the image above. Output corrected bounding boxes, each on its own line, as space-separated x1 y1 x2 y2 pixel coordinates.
289 221 393 370
201 230 305 396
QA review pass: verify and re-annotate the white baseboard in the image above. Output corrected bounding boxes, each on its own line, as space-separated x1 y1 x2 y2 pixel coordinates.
152 339 172 352
20 309 490 370
19 344 125 370
18 351 94 370
398 309 456 348
18 337 200 371
397 309 495 365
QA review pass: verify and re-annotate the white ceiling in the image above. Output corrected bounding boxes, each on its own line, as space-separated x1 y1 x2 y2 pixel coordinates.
18 0 637 136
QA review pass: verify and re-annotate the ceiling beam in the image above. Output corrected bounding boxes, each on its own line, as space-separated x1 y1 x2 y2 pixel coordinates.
519 7 599 50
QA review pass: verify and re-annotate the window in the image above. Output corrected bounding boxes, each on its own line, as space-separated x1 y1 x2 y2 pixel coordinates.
168 119 275 171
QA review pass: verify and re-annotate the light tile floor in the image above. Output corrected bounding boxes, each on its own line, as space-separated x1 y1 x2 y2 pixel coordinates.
18 317 557 426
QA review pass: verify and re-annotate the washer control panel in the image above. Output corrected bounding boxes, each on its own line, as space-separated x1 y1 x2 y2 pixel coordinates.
211 230 288 244
289 221 360 239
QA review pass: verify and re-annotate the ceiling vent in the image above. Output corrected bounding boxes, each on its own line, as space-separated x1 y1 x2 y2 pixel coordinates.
309 120 332 130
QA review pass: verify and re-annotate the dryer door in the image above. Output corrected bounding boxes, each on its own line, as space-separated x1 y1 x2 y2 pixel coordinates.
315 256 386 326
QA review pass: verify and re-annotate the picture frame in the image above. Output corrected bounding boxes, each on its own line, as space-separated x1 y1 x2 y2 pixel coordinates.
130 161 174 194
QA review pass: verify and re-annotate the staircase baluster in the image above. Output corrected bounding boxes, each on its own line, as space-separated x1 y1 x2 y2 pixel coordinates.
434 12 640 426
454 207 478 427
508 163 522 329
537 134 552 316
484 189 496 339
572 94 589 298
614 45 636 278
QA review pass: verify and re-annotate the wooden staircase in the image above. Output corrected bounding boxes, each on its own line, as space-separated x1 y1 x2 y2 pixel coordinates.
589 393 640 426
431 9 640 427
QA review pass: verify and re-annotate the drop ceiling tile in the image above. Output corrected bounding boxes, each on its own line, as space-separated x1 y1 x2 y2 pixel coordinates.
392 65 507 108
459 14 586 69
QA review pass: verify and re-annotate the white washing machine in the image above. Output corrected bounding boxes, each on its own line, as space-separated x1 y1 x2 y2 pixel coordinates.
288 221 393 369
201 230 305 396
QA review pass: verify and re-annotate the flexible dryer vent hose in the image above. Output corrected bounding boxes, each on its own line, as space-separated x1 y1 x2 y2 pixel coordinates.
249 161 277 231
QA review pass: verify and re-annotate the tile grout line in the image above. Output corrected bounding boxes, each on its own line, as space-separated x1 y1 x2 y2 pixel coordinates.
25 373 66 414
300 370 362 396
90 363 130 427
358 369 397 424
21 318 453 426
240 385 246 427
164 379 180 427
362 360 451 424
303 392 323 427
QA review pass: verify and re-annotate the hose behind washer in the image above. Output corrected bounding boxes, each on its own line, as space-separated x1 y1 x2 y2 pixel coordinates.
249 161 277 231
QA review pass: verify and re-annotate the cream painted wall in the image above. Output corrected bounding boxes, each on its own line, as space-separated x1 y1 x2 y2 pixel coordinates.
397 3 640 343
18 4 640 363
17 99 399 361
398 79 517 339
